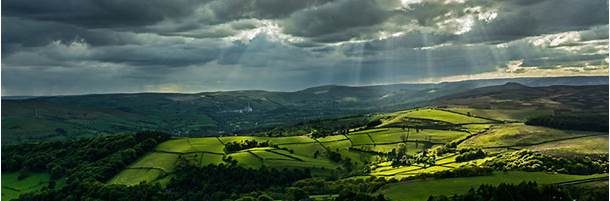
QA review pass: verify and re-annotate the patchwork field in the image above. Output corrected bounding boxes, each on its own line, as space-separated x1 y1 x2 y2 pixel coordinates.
110 135 347 185
101 106 607 201
380 171 608 201
369 154 493 177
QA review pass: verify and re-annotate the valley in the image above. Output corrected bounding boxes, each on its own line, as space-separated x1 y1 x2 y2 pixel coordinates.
3 105 607 201
2 78 608 201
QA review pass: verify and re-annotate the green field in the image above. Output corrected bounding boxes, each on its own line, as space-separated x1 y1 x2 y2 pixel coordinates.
402 109 492 124
369 128 468 144
155 138 195 153
529 135 609 156
108 168 165 186
458 123 600 149
346 133 374 145
380 171 609 201
370 154 493 177
129 152 179 172
447 108 553 121
110 134 349 185
2 172 59 201
278 143 326 158
354 143 422 154
229 152 264 169
188 138 226 153
317 135 348 143
268 136 316 144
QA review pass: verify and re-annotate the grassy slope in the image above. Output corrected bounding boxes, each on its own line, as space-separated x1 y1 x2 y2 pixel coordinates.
2 172 64 201
368 128 468 144
106 106 607 196
458 123 603 149
447 108 553 121
110 135 344 185
529 135 609 156
403 109 491 124
381 171 608 201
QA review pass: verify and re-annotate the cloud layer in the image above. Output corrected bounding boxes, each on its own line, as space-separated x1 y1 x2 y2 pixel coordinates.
2 0 608 95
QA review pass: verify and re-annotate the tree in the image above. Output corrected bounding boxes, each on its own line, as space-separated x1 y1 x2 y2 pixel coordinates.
286 187 308 201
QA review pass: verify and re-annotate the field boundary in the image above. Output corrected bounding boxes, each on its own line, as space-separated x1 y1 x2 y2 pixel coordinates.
154 150 225 155
481 134 607 149
246 150 264 161
553 177 608 186
265 149 304 161
216 136 225 145
125 167 169 174
353 140 443 146
435 108 504 123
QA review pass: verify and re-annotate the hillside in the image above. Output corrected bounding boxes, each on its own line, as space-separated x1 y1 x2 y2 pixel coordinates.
2 107 607 201
435 83 609 112
2 76 608 144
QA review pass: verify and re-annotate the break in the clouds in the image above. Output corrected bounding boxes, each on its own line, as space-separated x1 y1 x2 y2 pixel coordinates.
2 0 608 95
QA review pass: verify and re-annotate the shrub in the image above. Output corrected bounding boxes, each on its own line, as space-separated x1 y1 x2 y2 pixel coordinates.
455 149 486 162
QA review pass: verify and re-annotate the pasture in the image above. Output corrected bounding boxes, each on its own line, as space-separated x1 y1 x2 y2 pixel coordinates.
380 171 609 201
458 123 598 149
2 172 59 201
402 109 491 124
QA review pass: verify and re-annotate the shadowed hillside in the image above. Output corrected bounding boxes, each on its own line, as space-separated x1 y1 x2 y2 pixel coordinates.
2 76 608 144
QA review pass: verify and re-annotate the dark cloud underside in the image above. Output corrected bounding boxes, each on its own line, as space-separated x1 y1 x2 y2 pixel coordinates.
2 0 608 95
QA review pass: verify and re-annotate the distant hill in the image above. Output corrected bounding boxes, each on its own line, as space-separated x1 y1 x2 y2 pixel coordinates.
435 82 608 111
2 76 608 144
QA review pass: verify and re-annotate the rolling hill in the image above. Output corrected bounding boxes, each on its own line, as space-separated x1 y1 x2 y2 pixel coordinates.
2 76 608 144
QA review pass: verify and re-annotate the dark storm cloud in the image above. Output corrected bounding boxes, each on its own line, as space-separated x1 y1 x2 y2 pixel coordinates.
2 0 206 28
282 0 390 40
3 41 223 68
1 0 608 96
462 0 608 43
202 0 333 24
216 35 315 68
2 17 142 54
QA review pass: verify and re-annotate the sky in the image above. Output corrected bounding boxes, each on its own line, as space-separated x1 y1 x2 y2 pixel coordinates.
2 0 609 96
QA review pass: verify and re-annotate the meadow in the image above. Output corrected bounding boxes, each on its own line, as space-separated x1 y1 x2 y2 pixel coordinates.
380 171 608 201
1 172 63 201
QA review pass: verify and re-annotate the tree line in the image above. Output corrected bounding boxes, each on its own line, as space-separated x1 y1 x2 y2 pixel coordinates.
224 140 271 153
2 131 171 182
525 113 608 132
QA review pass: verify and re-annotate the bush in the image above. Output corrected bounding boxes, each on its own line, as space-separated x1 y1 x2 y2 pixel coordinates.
285 187 308 201
455 149 485 162
484 150 608 175
224 140 271 153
